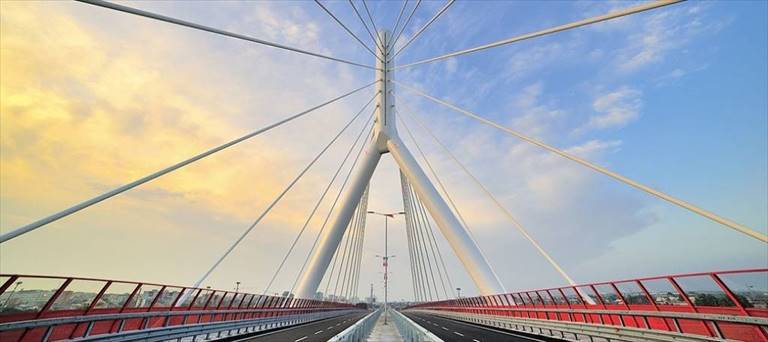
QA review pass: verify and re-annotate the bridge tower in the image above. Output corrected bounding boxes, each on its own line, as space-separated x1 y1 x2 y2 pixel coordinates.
294 30 505 299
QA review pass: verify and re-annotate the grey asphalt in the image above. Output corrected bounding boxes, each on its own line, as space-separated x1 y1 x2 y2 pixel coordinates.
405 311 564 342
234 311 368 342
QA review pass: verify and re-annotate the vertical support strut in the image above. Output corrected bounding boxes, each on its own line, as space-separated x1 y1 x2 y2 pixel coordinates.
295 144 380 299
295 29 504 298
388 137 505 295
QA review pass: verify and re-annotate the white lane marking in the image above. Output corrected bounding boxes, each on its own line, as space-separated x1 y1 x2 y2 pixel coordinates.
441 327 449 331
314 330 323 334
473 339 481 342
435 316 547 342
454 332 465 336
295 337 308 342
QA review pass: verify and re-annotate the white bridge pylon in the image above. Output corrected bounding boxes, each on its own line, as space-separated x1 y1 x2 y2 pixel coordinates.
295 30 505 299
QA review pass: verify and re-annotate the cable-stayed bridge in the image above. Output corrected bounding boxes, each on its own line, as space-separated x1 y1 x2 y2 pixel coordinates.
1 0 766 341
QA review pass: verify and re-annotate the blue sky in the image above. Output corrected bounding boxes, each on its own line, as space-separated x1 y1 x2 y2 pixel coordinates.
1 0 765 300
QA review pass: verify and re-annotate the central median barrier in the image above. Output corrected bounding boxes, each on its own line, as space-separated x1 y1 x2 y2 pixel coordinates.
391 308 443 341
328 307 381 341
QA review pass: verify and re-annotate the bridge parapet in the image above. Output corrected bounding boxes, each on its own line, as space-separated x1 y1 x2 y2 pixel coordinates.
0 274 357 341
407 269 768 341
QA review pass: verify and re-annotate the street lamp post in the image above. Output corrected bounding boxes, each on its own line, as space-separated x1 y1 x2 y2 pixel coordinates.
367 210 404 324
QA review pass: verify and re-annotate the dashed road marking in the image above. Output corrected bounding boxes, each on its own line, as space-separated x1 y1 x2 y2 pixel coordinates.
314 330 323 334
295 337 307 342
441 327 449 330
473 339 481 342
454 332 465 336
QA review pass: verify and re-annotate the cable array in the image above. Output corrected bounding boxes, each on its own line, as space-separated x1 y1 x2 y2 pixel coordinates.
11 0 753 306
187 93 375 291
77 0 376 70
398 104 579 288
290 123 376 296
314 0 381 61
396 81 766 244
395 0 683 69
393 0 455 57
323 185 369 301
349 0 384 55
0 82 375 244
391 0 422 51
262 107 376 297
401 173 454 301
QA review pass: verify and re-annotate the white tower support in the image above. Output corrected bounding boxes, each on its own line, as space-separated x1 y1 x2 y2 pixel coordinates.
295 30 504 298
388 137 505 295
294 145 381 298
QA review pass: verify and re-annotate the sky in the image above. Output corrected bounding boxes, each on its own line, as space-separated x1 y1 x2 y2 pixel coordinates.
1 0 766 301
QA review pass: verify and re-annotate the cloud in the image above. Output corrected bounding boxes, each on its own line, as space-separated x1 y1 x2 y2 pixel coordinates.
565 139 623 157
575 86 642 134
0 1 372 290
502 41 579 81
617 12 675 72
611 3 728 73
444 58 458 75
508 82 566 139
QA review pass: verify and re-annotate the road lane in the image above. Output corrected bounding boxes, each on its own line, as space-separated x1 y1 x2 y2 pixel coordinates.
404 311 564 342
231 311 368 342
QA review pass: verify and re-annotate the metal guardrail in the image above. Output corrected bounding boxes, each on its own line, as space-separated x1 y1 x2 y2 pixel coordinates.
0 274 356 341
414 309 728 342
328 307 381 341
408 268 768 341
391 309 443 342
80 309 355 342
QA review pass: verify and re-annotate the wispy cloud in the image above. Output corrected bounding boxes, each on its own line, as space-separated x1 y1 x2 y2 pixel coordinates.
574 86 642 134
611 3 728 73
0 1 370 288
508 82 566 139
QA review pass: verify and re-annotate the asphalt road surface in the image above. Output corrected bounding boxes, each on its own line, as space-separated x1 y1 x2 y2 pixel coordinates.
405 311 564 342
234 311 368 342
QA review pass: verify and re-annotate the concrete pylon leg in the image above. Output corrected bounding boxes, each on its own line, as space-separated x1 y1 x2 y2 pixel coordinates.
296 28 504 299
295 142 382 299
388 136 505 295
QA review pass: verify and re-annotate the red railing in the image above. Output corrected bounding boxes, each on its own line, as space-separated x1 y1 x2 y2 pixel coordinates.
0 274 356 341
408 269 768 341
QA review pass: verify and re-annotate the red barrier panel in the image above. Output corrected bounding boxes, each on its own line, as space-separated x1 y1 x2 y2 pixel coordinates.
408 269 768 341
0 274 354 341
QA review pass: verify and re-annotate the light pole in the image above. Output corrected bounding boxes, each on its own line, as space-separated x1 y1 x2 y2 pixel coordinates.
235 281 240 292
367 210 404 324
456 287 462 299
